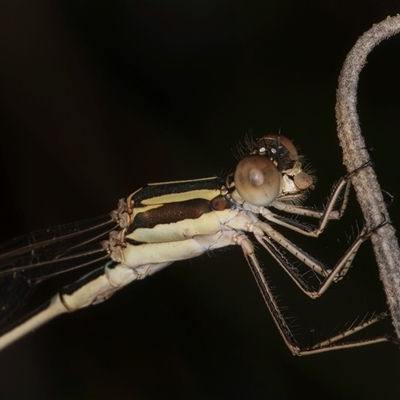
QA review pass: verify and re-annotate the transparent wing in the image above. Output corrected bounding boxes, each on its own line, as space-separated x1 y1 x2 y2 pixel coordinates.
0 214 117 326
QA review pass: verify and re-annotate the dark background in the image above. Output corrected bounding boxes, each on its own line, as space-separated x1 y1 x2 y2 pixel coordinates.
0 2 400 399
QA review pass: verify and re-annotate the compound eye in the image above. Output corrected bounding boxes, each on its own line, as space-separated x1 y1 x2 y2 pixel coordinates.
234 155 281 206
267 134 299 161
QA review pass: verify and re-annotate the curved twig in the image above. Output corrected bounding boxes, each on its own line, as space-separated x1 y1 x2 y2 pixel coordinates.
335 15 400 338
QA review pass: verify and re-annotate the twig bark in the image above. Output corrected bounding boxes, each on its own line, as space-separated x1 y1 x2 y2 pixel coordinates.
335 15 400 338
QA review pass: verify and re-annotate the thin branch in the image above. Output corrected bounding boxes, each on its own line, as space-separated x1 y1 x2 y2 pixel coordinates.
335 15 400 338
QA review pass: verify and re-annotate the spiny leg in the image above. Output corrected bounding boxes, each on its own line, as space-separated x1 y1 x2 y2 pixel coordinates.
234 233 397 355
225 208 369 295
263 161 374 237
254 219 387 298
303 312 397 355
267 177 351 237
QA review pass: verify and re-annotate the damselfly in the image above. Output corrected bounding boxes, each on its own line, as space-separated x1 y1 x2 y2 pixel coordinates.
0 134 396 354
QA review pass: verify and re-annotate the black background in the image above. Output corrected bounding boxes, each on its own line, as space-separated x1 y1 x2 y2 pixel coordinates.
0 3 400 399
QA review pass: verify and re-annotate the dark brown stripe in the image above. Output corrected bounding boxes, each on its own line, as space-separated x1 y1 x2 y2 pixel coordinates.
128 198 215 232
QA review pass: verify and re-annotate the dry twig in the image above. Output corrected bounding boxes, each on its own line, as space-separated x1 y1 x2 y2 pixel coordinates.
335 15 400 337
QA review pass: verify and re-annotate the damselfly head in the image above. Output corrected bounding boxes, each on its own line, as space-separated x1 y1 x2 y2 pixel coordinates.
231 133 315 206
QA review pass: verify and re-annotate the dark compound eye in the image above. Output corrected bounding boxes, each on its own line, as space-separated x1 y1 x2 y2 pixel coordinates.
234 155 280 206
256 134 314 193
256 134 300 172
